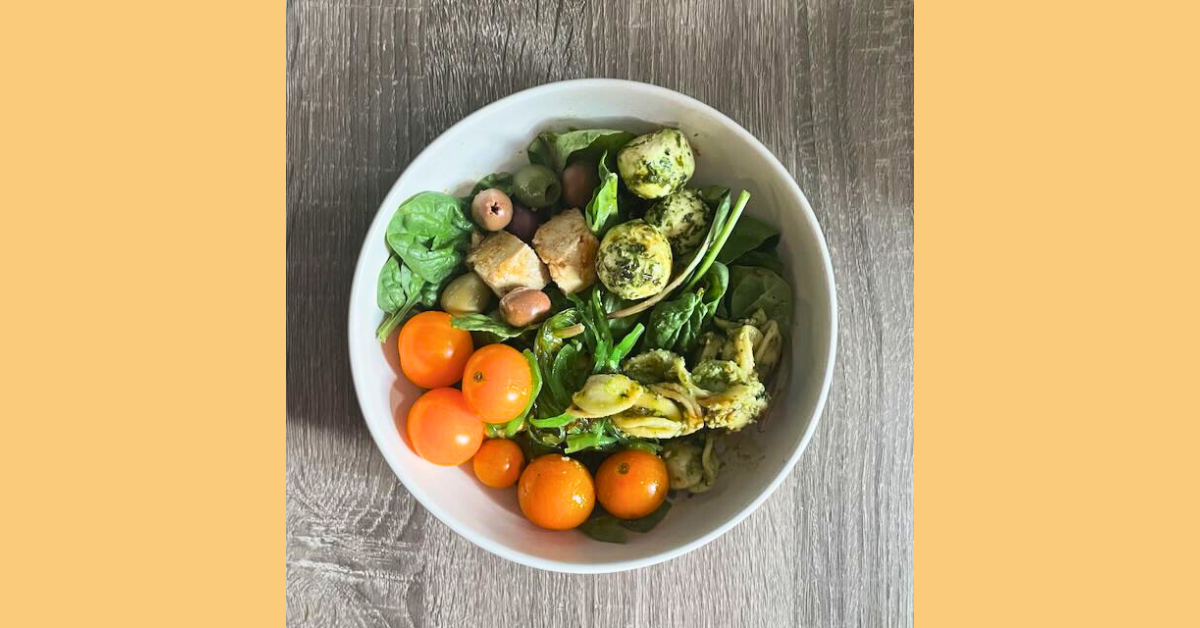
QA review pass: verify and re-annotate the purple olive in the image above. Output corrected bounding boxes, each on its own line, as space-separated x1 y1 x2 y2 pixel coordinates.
505 202 540 242
499 288 552 327
561 161 599 208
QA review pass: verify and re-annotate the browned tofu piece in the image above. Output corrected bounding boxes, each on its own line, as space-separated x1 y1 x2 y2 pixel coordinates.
466 231 550 296
532 209 599 295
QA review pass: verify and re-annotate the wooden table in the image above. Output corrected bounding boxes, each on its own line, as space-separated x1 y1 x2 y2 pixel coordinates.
287 0 913 625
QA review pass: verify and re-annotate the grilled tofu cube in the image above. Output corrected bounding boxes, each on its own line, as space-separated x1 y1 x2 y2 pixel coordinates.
532 209 599 295
466 230 550 296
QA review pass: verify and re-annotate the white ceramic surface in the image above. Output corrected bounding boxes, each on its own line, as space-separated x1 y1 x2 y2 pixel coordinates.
347 79 837 573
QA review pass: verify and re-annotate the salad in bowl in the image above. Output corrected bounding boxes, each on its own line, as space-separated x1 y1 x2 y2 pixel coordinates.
371 125 792 542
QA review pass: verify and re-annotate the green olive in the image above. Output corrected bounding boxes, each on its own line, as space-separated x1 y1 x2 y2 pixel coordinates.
440 272 492 316
512 164 562 208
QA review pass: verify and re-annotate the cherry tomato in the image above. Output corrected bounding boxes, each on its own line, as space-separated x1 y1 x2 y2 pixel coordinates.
595 450 668 519
461 344 532 424
472 438 525 488
405 388 484 466
518 454 595 530
398 311 473 389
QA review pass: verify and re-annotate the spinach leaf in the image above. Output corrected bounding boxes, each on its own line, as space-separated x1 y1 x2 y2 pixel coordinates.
716 215 780 265
579 500 672 543
450 313 532 339
384 192 475 284
735 249 785 275
696 185 731 209
618 500 672 533
527 129 635 172
470 172 513 196
727 266 793 328
583 154 619 235
646 262 729 354
375 257 440 341
579 513 627 544
377 256 421 314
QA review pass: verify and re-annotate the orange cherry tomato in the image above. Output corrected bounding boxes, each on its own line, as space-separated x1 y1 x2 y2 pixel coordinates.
405 387 484 466
472 438 525 488
595 450 669 520
398 311 474 389
461 344 532 424
518 454 595 530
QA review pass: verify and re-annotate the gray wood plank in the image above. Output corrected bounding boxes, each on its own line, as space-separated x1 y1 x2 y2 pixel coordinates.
287 0 913 626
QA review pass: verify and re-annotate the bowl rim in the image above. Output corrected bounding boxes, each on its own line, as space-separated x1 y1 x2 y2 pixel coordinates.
347 78 838 573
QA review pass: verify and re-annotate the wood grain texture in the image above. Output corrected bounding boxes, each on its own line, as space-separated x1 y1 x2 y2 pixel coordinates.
287 0 913 626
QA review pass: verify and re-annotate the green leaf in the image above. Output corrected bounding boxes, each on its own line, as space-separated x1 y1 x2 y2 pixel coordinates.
618 500 672 533
384 192 475 284
583 155 619 235
624 439 662 454
529 411 576 429
696 185 731 209
375 257 432 341
535 309 590 416
450 313 532 339
716 215 780 265
515 349 542 425
578 514 627 543
470 172 514 196
503 415 525 438
608 323 645 367
646 262 728 354
684 190 751 292
564 421 619 453
528 129 636 172
727 266 793 328
735 249 785 275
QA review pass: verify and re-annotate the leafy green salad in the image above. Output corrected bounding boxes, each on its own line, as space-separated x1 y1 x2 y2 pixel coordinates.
375 126 792 541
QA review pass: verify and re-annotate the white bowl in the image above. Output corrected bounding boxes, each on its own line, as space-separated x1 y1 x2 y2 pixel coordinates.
348 79 837 573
